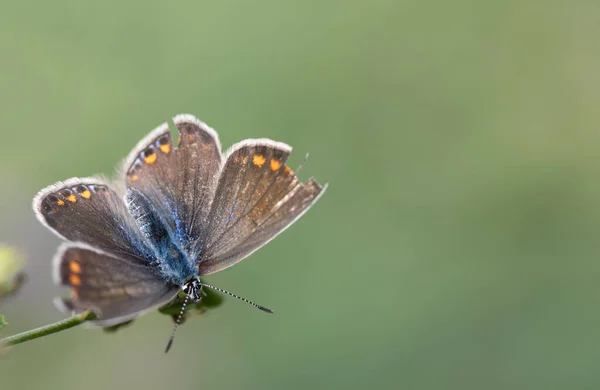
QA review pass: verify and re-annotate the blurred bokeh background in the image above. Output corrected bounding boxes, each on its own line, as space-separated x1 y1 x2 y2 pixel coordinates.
2 1 600 388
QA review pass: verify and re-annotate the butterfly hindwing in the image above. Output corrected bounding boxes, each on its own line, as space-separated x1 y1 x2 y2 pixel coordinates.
197 140 327 275
33 177 153 264
123 115 223 256
54 243 179 326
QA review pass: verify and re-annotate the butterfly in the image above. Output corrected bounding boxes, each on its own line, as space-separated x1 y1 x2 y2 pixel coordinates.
33 114 327 351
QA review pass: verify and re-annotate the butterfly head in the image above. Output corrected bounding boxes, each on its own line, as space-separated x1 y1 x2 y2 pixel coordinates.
181 277 203 302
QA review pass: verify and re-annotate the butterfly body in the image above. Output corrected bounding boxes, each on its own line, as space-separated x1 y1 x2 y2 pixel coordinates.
125 187 197 286
34 114 326 328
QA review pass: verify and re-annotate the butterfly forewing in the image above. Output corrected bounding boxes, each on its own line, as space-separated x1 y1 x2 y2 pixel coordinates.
200 178 326 275
54 243 179 326
197 140 327 275
123 115 223 256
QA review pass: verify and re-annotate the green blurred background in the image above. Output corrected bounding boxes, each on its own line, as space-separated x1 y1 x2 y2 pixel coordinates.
2 0 600 388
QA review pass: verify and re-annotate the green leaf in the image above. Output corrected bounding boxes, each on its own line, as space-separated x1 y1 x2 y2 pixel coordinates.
103 281 224 333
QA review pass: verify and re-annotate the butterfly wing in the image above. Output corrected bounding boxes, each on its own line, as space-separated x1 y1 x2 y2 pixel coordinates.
122 115 223 258
54 243 179 326
197 140 327 275
33 177 154 264
120 116 326 275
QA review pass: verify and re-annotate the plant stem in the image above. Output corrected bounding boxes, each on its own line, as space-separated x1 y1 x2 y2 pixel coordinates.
1 310 95 347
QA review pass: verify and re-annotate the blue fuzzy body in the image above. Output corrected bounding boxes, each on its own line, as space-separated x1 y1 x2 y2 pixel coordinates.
126 188 197 285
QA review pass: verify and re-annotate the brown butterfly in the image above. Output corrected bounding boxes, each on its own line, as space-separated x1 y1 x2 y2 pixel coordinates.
33 114 327 351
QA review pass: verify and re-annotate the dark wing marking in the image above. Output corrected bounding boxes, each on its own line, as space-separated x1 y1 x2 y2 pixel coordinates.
33 177 153 264
197 140 327 275
122 115 223 258
53 243 179 327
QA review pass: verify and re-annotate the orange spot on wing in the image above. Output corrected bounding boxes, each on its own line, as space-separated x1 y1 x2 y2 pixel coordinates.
284 166 293 175
66 194 77 203
159 144 171 154
270 159 282 171
143 153 157 164
129 174 139 182
57 199 65 206
69 274 81 286
69 260 81 274
253 154 266 167
80 190 91 199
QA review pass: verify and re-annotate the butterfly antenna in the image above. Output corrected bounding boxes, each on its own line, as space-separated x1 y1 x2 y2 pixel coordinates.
295 152 310 176
200 283 274 314
165 294 190 353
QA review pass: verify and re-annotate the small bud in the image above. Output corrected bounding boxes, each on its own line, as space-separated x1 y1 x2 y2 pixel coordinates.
0 245 27 303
